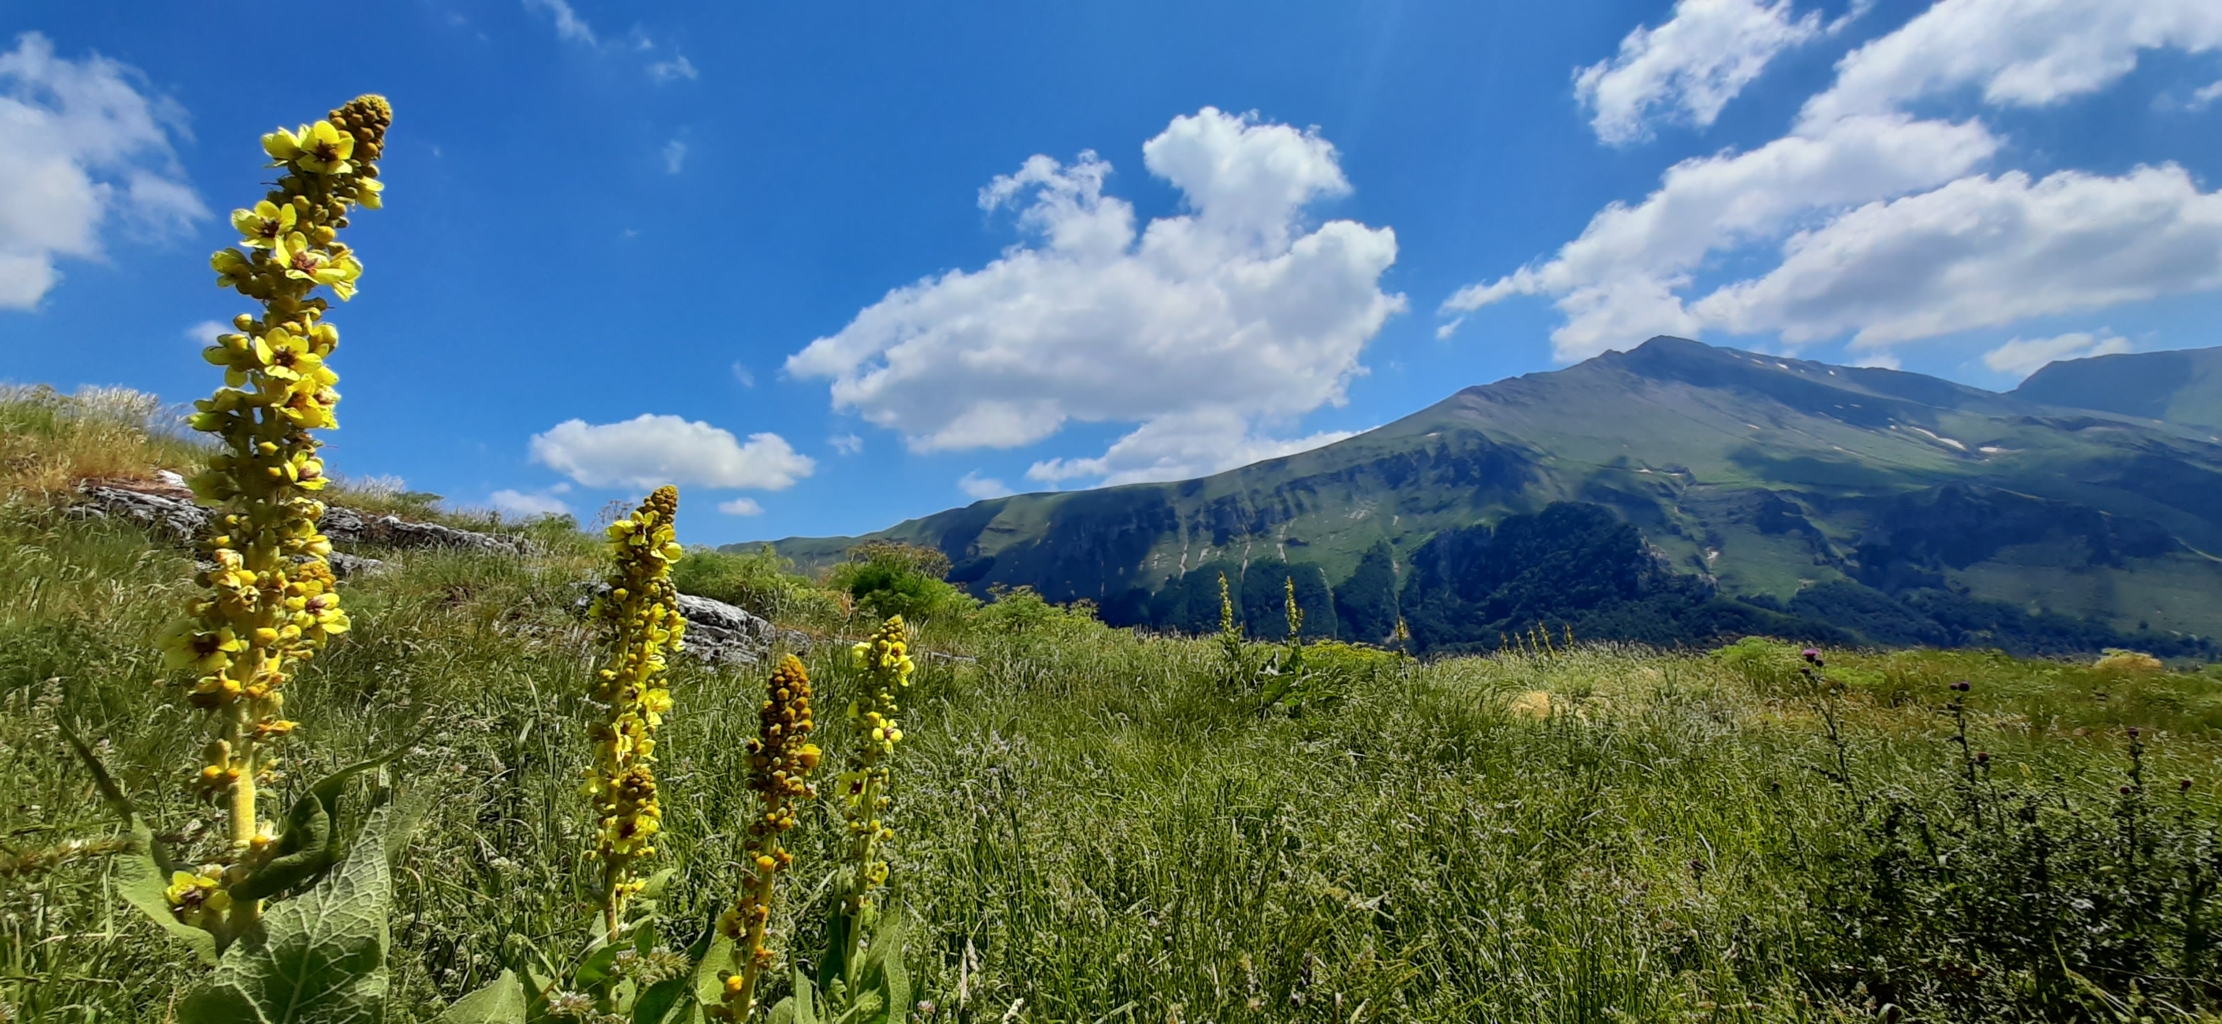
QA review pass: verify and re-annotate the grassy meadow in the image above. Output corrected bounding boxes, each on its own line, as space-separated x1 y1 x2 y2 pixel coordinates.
3 387 2222 1023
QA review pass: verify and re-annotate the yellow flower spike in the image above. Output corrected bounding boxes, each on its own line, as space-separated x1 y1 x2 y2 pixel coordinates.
723 655 819 1023
170 96 390 933
586 486 685 938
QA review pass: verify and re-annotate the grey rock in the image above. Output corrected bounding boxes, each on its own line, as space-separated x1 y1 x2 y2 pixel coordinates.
573 584 812 666
73 483 526 556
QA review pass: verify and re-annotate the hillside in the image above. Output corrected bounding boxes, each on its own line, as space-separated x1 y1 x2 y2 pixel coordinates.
2013 344 2222 433
749 337 2222 653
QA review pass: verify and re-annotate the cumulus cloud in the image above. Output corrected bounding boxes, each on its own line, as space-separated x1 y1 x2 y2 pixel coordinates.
662 140 686 174
1447 0 2222 362
529 414 815 490
0 33 205 311
1800 0 2222 126
1983 330 2131 379
1026 409 1358 487
829 433 863 456
1445 113 1997 358
1575 0 1822 145
649 55 698 82
717 497 764 516
185 320 225 345
523 0 596 44
787 107 1402 486
489 489 572 518
1692 165 2222 347
2190 79 2222 109
957 472 1014 500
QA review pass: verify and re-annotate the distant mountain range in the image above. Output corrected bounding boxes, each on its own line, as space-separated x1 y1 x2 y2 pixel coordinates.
744 337 2222 655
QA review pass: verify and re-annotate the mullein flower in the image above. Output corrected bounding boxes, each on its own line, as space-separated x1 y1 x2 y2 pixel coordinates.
586 485 687 936
713 655 820 1023
828 616 915 982
158 96 388 932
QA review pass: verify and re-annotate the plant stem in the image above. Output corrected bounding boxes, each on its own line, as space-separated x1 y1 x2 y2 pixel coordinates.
730 865 778 1021
841 772 885 986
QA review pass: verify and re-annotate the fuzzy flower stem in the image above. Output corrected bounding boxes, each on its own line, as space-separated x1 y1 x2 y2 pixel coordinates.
587 485 686 939
715 655 820 1023
159 95 389 936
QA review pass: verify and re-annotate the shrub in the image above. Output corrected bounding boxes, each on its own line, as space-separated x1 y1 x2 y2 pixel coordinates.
826 541 977 624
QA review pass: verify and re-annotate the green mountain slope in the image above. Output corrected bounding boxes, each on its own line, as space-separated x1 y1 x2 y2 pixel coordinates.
2012 344 2222 433
747 337 2222 653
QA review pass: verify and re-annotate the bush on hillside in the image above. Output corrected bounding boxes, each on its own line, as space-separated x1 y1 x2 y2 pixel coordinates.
827 539 978 623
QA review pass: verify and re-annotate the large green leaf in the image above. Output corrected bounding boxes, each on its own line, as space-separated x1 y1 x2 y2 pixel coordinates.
176 803 407 1024
631 977 693 1024
766 970 819 1024
233 750 407 903
438 970 528 1024
61 723 220 961
114 820 221 964
692 932 734 1007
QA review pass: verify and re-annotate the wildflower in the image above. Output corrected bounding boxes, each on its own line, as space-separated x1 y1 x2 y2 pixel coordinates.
264 119 356 175
713 655 819 1023
161 94 390 931
164 869 232 930
231 201 298 262
587 486 686 935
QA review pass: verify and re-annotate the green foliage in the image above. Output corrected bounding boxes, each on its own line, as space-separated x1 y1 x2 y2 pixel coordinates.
1333 540 1400 645
13 488 2222 1022
826 541 976 624
672 546 818 621
177 804 411 1024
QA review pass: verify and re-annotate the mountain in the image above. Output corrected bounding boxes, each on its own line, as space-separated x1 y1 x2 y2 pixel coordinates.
2013 345 2222 433
746 337 2222 655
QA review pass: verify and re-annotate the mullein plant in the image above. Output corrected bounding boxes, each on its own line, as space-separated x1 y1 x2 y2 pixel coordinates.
446 490 701 1024
747 618 914 1024
587 486 687 938
63 96 420 1022
710 654 821 1023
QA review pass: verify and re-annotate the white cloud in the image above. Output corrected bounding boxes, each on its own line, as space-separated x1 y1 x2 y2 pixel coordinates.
1434 316 1465 340
1693 165 2222 347
529 414 816 490
1848 350 1901 369
1448 0 2222 361
489 489 573 518
1026 409 1358 487
787 107 1402 487
1800 0 2222 126
662 139 686 175
1575 0 1822 146
957 472 1014 500
1983 330 2131 378
186 320 224 345
717 497 764 516
649 55 698 82
0 33 205 311
2191 79 2222 109
828 433 863 456
1444 113 1996 358
523 0 596 44
730 362 754 387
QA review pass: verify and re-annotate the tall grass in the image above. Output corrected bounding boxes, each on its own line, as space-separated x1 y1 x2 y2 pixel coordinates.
4 492 2219 1021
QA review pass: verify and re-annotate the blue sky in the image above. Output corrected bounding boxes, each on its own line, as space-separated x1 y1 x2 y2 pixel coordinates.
4 0 2221 544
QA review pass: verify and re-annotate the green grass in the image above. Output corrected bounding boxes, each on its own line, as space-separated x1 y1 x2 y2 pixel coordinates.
5 495 2221 1022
